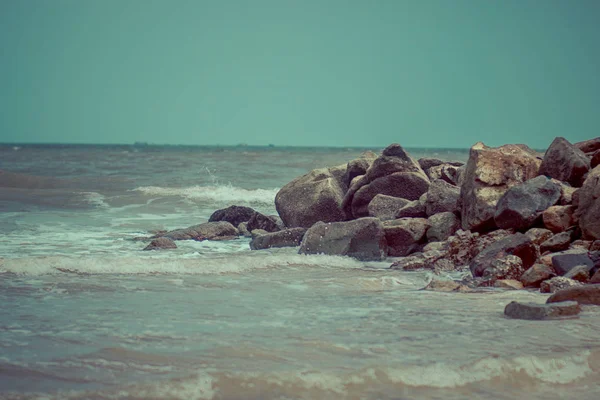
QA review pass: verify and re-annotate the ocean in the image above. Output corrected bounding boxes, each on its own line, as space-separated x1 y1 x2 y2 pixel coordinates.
1 144 600 400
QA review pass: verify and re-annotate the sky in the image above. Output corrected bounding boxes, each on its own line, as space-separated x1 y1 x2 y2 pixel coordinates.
0 0 599 148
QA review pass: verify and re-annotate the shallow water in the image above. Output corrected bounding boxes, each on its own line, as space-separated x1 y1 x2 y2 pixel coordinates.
1 144 599 399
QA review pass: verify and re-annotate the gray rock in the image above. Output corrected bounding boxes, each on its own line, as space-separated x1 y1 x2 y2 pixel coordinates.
470 233 538 277
546 284 600 305
540 231 573 253
425 179 460 216
591 150 600 169
426 212 461 242
299 217 387 261
520 264 556 287
551 250 594 275
504 301 580 320
425 164 462 186
389 250 442 270
543 205 577 233
383 218 429 257
395 199 427 218
237 222 251 237
460 142 541 232
540 276 582 293
247 212 280 233
367 194 410 221
342 152 377 188
163 221 238 241
493 176 561 231
365 144 424 182
563 265 591 282
250 228 307 250
539 137 590 187
143 237 177 250
575 166 600 240
209 205 256 227
494 279 524 290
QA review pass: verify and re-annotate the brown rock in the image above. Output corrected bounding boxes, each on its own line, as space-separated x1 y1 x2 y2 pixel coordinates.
390 250 442 270
540 231 573 253
525 228 554 245
425 164 462 185
247 212 280 233
504 301 580 320
383 218 429 257
163 221 238 241
574 137 600 153
591 150 600 169
558 184 577 205
543 205 577 233
540 276 582 293
520 264 556 287
575 166 600 240
590 270 600 284
395 199 427 218
494 279 524 290
143 237 177 250
570 240 592 250
546 284 600 305
563 265 591 283
209 205 256 227
483 255 524 283
470 233 538 277
237 222 251 237
539 137 591 187
367 194 410 221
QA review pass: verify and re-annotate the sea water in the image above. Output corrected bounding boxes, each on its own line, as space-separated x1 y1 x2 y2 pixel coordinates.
1 144 600 400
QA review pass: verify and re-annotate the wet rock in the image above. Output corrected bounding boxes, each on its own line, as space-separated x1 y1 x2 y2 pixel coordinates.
494 279 524 290
422 278 468 292
460 142 541 232
426 212 461 242
250 228 307 250
209 205 256 227
395 198 427 218
520 264 556 287
493 176 561 231
299 217 387 261
143 237 177 250
482 255 524 283
540 232 573 253
563 265 591 283
525 228 554 245
540 276 582 293
367 194 410 221
592 241 600 252
470 233 538 277
504 301 580 320
539 137 590 187
247 212 280 233
575 166 600 240
546 284 600 305
543 205 577 233
275 168 347 228
163 221 238 241
383 218 429 257
551 249 594 275
425 179 460 216
574 137 600 154
237 222 251 237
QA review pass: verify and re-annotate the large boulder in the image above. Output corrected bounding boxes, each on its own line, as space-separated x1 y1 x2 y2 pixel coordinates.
543 205 577 233
539 137 590 187
425 179 460 216
460 142 541 232
469 232 538 277
575 166 600 240
426 212 460 242
367 194 410 221
504 301 580 320
275 168 347 228
493 176 561 231
299 217 387 261
250 228 307 250
383 218 429 257
209 205 256 227
574 137 600 154
163 221 238 241
546 284 600 305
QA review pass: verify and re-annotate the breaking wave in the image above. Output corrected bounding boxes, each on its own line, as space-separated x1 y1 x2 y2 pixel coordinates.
132 185 279 206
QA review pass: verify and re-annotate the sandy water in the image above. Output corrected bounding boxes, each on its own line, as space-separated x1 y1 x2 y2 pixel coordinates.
1 144 600 399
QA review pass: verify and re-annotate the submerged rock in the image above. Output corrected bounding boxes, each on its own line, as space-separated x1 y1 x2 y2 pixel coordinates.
250 228 307 250
143 237 177 250
163 221 238 241
546 284 600 305
504 301 580 320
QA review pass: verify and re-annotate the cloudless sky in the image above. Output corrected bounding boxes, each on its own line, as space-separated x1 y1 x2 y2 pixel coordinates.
0 0 599 148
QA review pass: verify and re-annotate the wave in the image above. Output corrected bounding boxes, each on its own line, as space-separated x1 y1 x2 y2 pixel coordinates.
131 185 279 206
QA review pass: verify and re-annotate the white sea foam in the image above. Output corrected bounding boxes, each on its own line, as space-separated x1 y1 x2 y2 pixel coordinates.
132 185 279 206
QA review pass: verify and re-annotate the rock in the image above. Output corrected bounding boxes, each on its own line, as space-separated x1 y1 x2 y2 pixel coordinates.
546 284 600 305
299 217 387 261
574 137 600 153
591 150 600 169
163 221 238 241
524 228 554 245
367 194 410 221
551 250 594 275
250 228 307 250
504 301 580 320
418 158 446 171
543 205 577 233
425 179 460 216
270 215 286 230
237 222 251 237
143 237 177 250
591 270 600 284
460 142 541 232
558 184 577 205
350 172 430 218
563 265 591 283
433 258 457 273
520 264 556 287
395 199 427 218
250 229 269 238
540 276 582 293
383 218 429 257
575 166 600 240
275 168 347 228
426 164 462 186
470 233 538 277
389 250 443 270
494 279 524 290
482 255 524 283
423 241 447 253
426 212 461 242
365 144 425 182
209 205 256 227
493 176 561 231
246 212 281 233
540 231 573 253
539 137 590 187
342 152 377 188
422 278 467 292
591 241 600 252
570 240 592 250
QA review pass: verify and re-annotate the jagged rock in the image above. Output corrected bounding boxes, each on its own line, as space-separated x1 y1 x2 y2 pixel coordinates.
494 279 524 290
543 205 577 233
540 276 582 293
425 179 460 216
209 205 256 227
470 233 538 277
493 176 560 231
389 250 443 270
163 221 238 241
395 199 427 218
540 231 573 253
250 228 307 250
299 217 387 261
551 249 594 275
574 137 600 153
342 152 378 188
425 164 462 185
575 166 600 240
367 194 410 221
275 168 347 228
383 218 429 257
422 278 468 292
460 142 541 232
539 137 590 187
520 264 556 287
482 255 524 283
525 228 554 245
563 265 591 283
557 183 577 205
427 212 460 242
504 301 580 320
546 284 600 305
247 212 280 233
143 237 177 250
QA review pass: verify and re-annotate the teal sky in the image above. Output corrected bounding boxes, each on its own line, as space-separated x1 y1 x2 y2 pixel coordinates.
1 0 599 148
